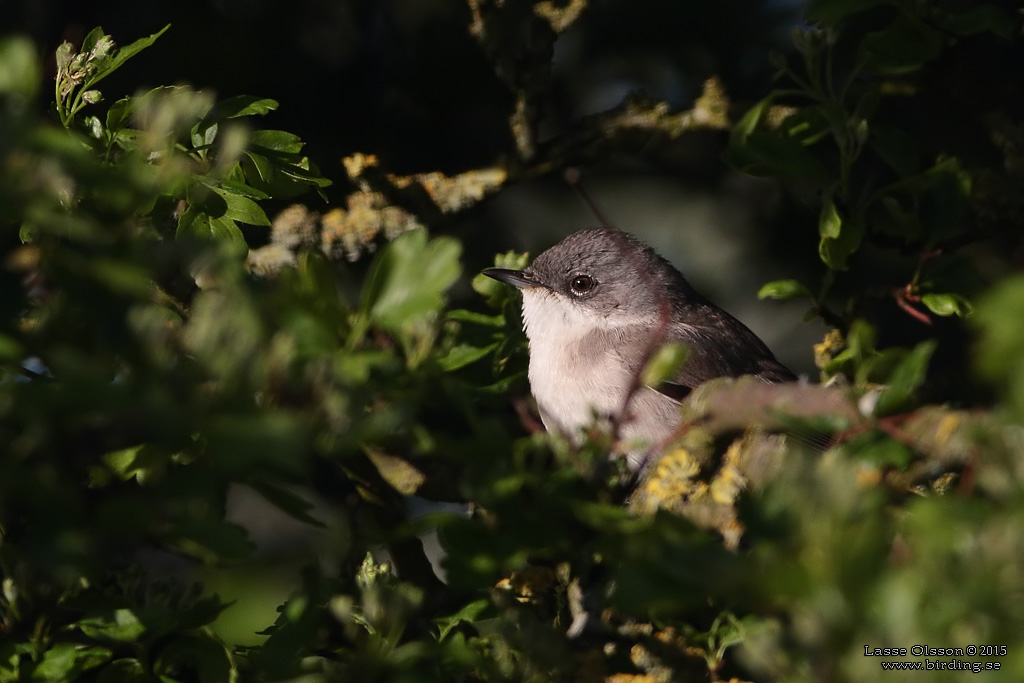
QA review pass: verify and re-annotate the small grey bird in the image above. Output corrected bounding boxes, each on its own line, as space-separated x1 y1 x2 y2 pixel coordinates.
484 228 795 470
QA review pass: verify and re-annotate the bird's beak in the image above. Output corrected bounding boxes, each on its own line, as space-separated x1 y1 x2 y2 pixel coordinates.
482 268 542 289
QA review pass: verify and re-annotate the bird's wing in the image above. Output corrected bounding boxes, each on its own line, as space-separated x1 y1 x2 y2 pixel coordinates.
631 316 795 403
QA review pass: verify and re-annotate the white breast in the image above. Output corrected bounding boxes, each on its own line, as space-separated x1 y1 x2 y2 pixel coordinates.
520 289 681 468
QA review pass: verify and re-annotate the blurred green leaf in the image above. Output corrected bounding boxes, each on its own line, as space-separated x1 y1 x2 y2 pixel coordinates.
874 340 936 415
641 342 689 387
206 413 308 474
859 16 942 75
446 309 505 327
779 105 833 146
0 36 41 100
472 250 529 309
920 292 973 318
78 609 147 642
435 599 490 641
96 658 147 683
177 207 246 247
438 342 498 372
758 279 811 300
365 448 426 495
973 275 1024 416
731 97 770 143
843 431 915 469
819 194 842 240
32 644 112 682
0 334 24 361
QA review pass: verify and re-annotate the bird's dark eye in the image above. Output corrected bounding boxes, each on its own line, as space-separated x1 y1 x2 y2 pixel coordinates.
569 274 596 296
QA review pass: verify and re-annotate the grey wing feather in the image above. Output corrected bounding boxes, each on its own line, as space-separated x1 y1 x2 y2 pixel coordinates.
651 311 796 402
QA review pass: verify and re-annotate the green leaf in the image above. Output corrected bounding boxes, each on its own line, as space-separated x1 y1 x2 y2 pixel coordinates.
206 215 245 247
779 105 832 146
438 343 498 372
0 333 24 361
844 431 915 469
921 293 973 318
874 340 937 415
276 160 333 187
362 229 462 330
973 275 1024 416
446 309 505 327
96 659 147 683
858 16 942 75
177 207 246 248
727 129 828 179
81 26 109 51
209 94 279 119
206 413 308 474
435 599 490 641
642 342 689 387
79 609 147 642
731 98 771 145
251 129 304 154
472 251 530 308
365 448 426 495
818 195 862 270
217 177 270 200
0 36 41 99
105 96 136 132
90 258 153 297
86 25 170 89
758 279 811 300
33 644 112 682
819 195 842 239
243 151 275 183
101 445 166 484
211 186 271 226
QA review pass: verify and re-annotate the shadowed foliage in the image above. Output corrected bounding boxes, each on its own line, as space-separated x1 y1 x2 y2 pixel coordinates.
2 2 1024 681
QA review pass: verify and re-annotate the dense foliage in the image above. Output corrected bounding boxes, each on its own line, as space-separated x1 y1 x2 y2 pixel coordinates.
2 1 1024 681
